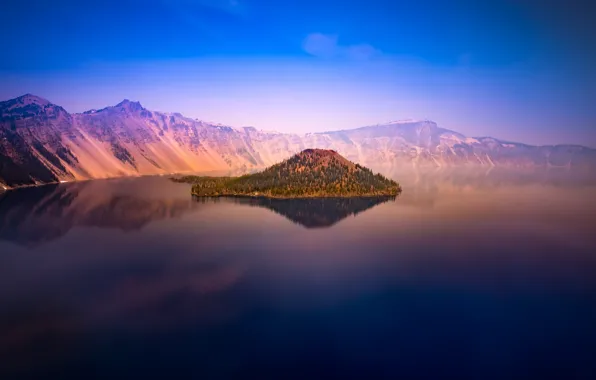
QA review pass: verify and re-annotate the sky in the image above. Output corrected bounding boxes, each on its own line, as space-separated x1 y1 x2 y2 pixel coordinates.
1 0 595 146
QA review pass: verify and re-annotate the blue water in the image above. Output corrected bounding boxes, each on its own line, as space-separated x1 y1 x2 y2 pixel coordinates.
1 173 595 379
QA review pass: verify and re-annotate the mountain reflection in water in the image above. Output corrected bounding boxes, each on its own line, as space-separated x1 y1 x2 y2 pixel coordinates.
0 178 396 246
0 167 595 247
0 178 200 246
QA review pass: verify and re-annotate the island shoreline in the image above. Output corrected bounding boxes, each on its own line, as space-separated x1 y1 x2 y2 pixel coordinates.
191 193 400 200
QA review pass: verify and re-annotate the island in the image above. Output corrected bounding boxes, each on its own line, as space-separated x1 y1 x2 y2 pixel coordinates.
173 149 401 198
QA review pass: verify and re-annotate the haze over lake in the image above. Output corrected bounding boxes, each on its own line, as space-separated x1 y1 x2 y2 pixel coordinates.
1 169 595 379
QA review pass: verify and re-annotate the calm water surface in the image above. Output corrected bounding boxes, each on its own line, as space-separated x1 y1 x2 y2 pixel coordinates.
1 169 595 379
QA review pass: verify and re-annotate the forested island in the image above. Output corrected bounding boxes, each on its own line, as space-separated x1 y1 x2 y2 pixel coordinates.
173 149 401 198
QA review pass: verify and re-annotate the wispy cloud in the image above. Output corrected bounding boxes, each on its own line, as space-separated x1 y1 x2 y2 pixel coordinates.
302 33 382 60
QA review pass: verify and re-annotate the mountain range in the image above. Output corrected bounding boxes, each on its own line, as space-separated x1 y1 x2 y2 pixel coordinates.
1 94 595 189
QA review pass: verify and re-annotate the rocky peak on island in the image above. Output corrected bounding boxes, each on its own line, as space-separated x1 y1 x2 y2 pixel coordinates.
292 149 354 169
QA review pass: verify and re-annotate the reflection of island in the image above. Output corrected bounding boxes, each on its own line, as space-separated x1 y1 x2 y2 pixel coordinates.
195 196 397 228
0 177 200 247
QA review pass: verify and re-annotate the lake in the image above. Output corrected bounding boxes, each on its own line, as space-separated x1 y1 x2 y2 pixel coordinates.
1 169 595 379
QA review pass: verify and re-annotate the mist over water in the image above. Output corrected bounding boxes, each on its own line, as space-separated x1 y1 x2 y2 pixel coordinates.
1 169 595 379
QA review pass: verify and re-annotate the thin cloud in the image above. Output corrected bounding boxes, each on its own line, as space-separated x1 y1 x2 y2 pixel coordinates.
302 33 341 58
346 43 382 60
302 33 382 60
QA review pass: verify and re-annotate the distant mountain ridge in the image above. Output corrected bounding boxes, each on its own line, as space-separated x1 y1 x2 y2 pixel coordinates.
1 94 595 189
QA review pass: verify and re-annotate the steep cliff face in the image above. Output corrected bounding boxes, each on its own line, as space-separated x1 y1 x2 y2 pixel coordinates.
0 94 79 187
1 94 595 188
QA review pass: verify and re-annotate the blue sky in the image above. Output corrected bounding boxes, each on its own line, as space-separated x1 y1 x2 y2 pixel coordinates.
1 0 595 146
